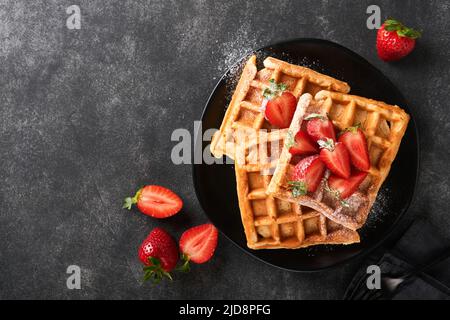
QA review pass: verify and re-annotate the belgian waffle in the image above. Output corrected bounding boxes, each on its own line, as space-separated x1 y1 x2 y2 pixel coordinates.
267 92 410 230
210 55 350 160
234 129 360 249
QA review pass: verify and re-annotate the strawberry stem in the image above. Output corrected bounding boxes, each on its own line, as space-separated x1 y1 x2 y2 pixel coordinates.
304 113 326 121
263 79 288 99
123 188 142 210
324 183 350 208
288 181 307 197
344 123 361 133
176 253 191 273
384 18 422 39
143 257 173 284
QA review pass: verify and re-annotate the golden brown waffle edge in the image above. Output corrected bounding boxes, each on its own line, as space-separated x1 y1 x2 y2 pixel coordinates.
210 55 350 160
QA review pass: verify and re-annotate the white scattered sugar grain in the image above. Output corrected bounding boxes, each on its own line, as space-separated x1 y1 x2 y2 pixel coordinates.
217 23 257 73
216 35 351 110
364 186 392 229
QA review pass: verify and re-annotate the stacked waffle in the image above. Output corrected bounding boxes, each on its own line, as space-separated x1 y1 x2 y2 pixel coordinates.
210 55 409 250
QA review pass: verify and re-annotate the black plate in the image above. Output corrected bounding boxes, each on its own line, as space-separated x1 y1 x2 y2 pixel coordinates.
193 39 419 271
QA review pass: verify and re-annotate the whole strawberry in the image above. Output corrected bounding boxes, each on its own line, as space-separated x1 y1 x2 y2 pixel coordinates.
376 19 421 62
138 227 179 283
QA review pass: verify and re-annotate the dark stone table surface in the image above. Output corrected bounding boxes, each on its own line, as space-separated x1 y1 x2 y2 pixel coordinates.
1 0 449 299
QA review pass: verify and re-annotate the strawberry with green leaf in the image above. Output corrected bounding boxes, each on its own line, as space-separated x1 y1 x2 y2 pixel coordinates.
289 155 326 196
124 185 183 218
263 79 297 128
338 125 370 171
286 130 319 156
138 228 179 284
305 113 336 142
318 138 351 179
262 79 288 99
327 171 368 199
377 19 422 62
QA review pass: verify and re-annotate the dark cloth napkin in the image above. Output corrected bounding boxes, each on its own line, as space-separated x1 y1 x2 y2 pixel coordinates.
344 219 450 300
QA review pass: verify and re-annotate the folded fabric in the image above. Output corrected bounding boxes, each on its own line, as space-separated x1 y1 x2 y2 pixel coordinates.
344 219 450 300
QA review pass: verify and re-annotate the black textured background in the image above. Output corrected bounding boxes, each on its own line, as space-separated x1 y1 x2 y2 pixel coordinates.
0 0 449 299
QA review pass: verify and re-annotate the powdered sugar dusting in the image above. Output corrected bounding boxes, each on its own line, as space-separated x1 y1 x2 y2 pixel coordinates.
214 23 259 103
216 23 258 74
363 186 392 229
216 46 348 107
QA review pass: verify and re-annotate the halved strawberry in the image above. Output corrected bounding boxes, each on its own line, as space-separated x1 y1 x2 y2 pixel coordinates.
338 127 370 171
319 139 351 179
306 114 336 142
328 171 368 199
123 185 183 218
288 130 319 156
265 92 297 128
291 155 326 194
179 224 218 271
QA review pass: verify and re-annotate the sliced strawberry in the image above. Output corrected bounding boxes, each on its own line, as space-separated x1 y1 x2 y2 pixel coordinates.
124 185 183 218
328 171 368 199
338 127 370 171
265 92 297 128
138 228 179 283
306 115 336 142
179 224 218 266
289 130 319 156
291 155 326 193
319 139 351 179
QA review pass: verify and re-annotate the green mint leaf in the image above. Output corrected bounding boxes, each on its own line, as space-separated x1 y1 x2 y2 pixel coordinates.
317 138 335 151
304 113 326 121
340 199 350 208
288 181 307 197
262 79 288 100
285 131 295 149
342 123 361 134
263 88 274 99
324 184 340 198
324 183 350 208
278 83 288 91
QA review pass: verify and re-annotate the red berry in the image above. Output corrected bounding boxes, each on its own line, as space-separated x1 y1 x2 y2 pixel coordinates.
339 127 370 171
376 19 421 62
328 171 368 199
292 155 326 193
319 139 351 179
289 130 319 156
179 224 218 265
139 228 179 283
306 116 336 142
124 185 183 218
265 92 297 128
